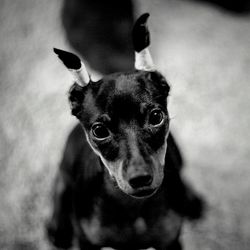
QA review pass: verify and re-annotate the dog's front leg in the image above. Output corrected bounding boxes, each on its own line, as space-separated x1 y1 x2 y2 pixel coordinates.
166 239 182 250
46 171 74 249
78 240 101 250
156 239 182 250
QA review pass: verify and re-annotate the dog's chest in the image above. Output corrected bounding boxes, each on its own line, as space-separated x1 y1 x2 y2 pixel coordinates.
80 200 182 248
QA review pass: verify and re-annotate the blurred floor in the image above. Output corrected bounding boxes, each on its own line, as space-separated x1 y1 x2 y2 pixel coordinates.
0 0 250 249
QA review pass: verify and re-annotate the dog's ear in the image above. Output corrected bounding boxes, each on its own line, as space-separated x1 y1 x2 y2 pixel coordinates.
68 83 85 119
53 48 92 119
53 48 91 87
132 13 155 71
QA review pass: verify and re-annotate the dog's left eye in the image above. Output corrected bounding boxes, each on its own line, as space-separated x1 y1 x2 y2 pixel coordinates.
148 109 164 126
91 123 110 140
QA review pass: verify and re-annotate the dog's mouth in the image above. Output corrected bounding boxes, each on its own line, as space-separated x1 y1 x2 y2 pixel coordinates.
129 187 157 199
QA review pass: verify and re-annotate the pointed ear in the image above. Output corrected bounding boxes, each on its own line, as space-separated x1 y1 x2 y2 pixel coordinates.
68 83 85 119
53 48 91 87
132 13 155 71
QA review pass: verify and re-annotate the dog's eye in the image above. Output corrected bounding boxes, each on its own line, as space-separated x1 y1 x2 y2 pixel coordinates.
92 123 110 140
148 109 164 126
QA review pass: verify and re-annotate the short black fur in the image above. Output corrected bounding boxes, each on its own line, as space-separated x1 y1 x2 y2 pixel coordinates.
54 48 81 69
47 13 204 250
132 13 150 52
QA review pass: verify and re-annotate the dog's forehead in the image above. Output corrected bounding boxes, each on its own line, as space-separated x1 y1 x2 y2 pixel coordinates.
100 71 149 95
96 72 154 117
111 72 144 92
82 71 168 126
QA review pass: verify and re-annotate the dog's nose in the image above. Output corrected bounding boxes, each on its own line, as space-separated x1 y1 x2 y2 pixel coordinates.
129 174 153 188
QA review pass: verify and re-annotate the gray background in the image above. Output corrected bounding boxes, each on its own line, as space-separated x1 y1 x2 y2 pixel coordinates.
0 0 249 249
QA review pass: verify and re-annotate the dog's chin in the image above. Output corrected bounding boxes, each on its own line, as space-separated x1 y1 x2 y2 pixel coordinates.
128 187 158 199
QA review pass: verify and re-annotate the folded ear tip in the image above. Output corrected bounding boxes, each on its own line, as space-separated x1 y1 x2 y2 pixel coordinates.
141 12 150 20
136 13 150 26
133 13 151 52
53 48 81 70
53 48 67 57
53 47 60 54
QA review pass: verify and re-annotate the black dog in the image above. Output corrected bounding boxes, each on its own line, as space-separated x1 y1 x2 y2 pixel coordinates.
47 13 203 250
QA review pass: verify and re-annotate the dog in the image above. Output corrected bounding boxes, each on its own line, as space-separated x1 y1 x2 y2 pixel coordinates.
47 13 203 250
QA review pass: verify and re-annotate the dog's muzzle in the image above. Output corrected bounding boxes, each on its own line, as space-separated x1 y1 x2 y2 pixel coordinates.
128 173 153 189
127 172 157 198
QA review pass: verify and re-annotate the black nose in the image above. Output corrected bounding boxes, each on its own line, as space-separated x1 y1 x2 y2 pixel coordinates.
129 174 153 189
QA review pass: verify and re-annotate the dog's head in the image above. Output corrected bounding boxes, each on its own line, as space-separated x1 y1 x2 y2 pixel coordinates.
55 14 171 198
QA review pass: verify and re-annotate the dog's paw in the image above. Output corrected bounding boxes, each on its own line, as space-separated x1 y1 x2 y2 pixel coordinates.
169 180 206 221
46 220 73 249
184 192 205 220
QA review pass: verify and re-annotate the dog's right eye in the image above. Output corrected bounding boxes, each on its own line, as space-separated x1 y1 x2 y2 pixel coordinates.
148 109 164 127
91 123 110 140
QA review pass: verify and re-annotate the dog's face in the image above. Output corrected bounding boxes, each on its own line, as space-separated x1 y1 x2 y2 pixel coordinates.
55 13 171 198
69 70 170 198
